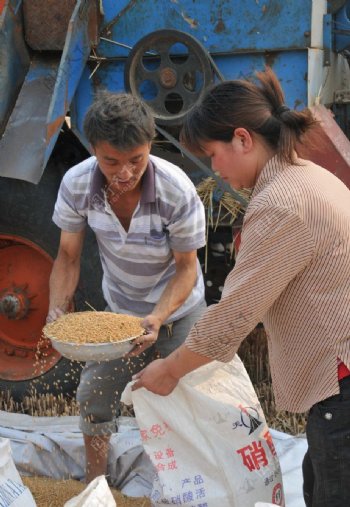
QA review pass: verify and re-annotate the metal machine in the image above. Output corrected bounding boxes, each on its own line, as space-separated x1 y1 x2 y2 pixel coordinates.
0 0 350 398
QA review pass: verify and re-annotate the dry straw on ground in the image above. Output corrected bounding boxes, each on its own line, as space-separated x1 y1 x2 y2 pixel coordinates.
22 476 151 507
43 312 144 344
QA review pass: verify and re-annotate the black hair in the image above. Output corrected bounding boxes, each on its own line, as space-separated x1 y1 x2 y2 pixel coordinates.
181 67 317 164
83 91 156 150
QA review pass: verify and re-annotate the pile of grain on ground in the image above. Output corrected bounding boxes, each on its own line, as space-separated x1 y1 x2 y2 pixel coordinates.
43 312 144 344
22 476 151 507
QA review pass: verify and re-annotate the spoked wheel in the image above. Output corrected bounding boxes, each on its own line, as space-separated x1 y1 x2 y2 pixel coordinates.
125 29 214 126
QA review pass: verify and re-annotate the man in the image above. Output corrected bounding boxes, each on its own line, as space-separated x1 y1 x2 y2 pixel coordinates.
47 91 206 482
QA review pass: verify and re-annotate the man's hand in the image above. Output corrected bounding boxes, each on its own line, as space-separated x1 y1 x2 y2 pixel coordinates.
131 358 180 395
46 307 66 324
127 314 162 357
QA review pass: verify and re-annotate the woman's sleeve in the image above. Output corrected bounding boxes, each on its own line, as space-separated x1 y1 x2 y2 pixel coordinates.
185 204 315 361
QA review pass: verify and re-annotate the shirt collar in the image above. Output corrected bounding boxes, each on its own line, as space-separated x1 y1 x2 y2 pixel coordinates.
251 155 292 199
140 159 156 204
89 157 156 207
90 159 105 201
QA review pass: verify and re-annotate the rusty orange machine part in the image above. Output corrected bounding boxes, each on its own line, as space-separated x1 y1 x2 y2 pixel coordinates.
0 0 6 16
0 235 61 381
298 104 350 189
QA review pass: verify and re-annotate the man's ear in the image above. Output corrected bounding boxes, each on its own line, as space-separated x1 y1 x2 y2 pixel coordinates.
233 128 253 151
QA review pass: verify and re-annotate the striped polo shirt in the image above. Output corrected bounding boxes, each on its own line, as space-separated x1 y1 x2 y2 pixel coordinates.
185 156 350 413
53 154 206 322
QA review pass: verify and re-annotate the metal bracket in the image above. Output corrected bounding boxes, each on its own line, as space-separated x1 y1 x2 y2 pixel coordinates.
323 13 332 66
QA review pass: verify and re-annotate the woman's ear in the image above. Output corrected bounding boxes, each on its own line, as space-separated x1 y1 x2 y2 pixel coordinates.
233 128 253 151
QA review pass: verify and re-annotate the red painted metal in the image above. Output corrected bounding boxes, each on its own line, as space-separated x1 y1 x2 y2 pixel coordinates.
297 104 350 189
0 235 61 381
0 0 6 16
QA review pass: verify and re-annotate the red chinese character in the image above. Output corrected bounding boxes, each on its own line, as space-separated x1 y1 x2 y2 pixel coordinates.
166 448 174 458
163 421 172 432
264 430 277 457
154 451 164 460
150 424 165 437
237 441 269 471
140 429 149 442
167 460 178 470
156 463 166 471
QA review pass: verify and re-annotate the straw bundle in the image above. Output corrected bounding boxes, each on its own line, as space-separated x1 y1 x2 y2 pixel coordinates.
196 177 250 230
196 177 250 271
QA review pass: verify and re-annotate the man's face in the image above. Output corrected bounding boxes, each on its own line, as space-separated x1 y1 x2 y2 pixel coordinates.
92 141 151 193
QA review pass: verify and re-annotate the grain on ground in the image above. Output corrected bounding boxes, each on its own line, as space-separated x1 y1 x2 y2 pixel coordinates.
22 476 151 507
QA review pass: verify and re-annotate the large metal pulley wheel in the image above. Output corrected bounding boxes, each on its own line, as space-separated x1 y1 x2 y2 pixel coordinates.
125 29 214 126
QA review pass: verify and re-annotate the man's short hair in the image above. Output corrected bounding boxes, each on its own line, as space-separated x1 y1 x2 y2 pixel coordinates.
83 91 156 150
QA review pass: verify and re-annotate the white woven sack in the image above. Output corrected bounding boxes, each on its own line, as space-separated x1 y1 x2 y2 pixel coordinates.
64 475 116 507
0 437 36 507
123 356 285 507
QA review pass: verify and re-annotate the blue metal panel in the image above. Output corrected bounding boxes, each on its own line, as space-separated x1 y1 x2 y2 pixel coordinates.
70 65 95 152
334 2 350 53
45 0 95 167
0 0 94 183
0 0 30 135
71 49 308 148
99 0 312 56
215 51 308 110
0 56 60 182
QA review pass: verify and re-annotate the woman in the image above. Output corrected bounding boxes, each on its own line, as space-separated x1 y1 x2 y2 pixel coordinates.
132 67 350 506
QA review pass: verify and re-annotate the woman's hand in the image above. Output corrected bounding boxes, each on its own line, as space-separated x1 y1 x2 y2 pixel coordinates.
131 358 180 395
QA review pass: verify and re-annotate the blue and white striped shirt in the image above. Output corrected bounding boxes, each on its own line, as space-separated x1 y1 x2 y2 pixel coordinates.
53 154 206 322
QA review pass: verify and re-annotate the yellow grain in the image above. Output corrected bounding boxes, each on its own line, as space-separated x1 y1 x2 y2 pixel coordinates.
22 476 151 507
43 312 144 344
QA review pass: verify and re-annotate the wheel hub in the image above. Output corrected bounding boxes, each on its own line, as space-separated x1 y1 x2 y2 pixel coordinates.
0 285 31 320
159 67 178 88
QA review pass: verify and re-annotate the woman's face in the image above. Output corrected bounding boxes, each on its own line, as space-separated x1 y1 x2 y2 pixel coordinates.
201 129 261 190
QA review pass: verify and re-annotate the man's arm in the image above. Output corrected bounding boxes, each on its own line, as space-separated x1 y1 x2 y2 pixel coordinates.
47 229 85 321
129 249 198 355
